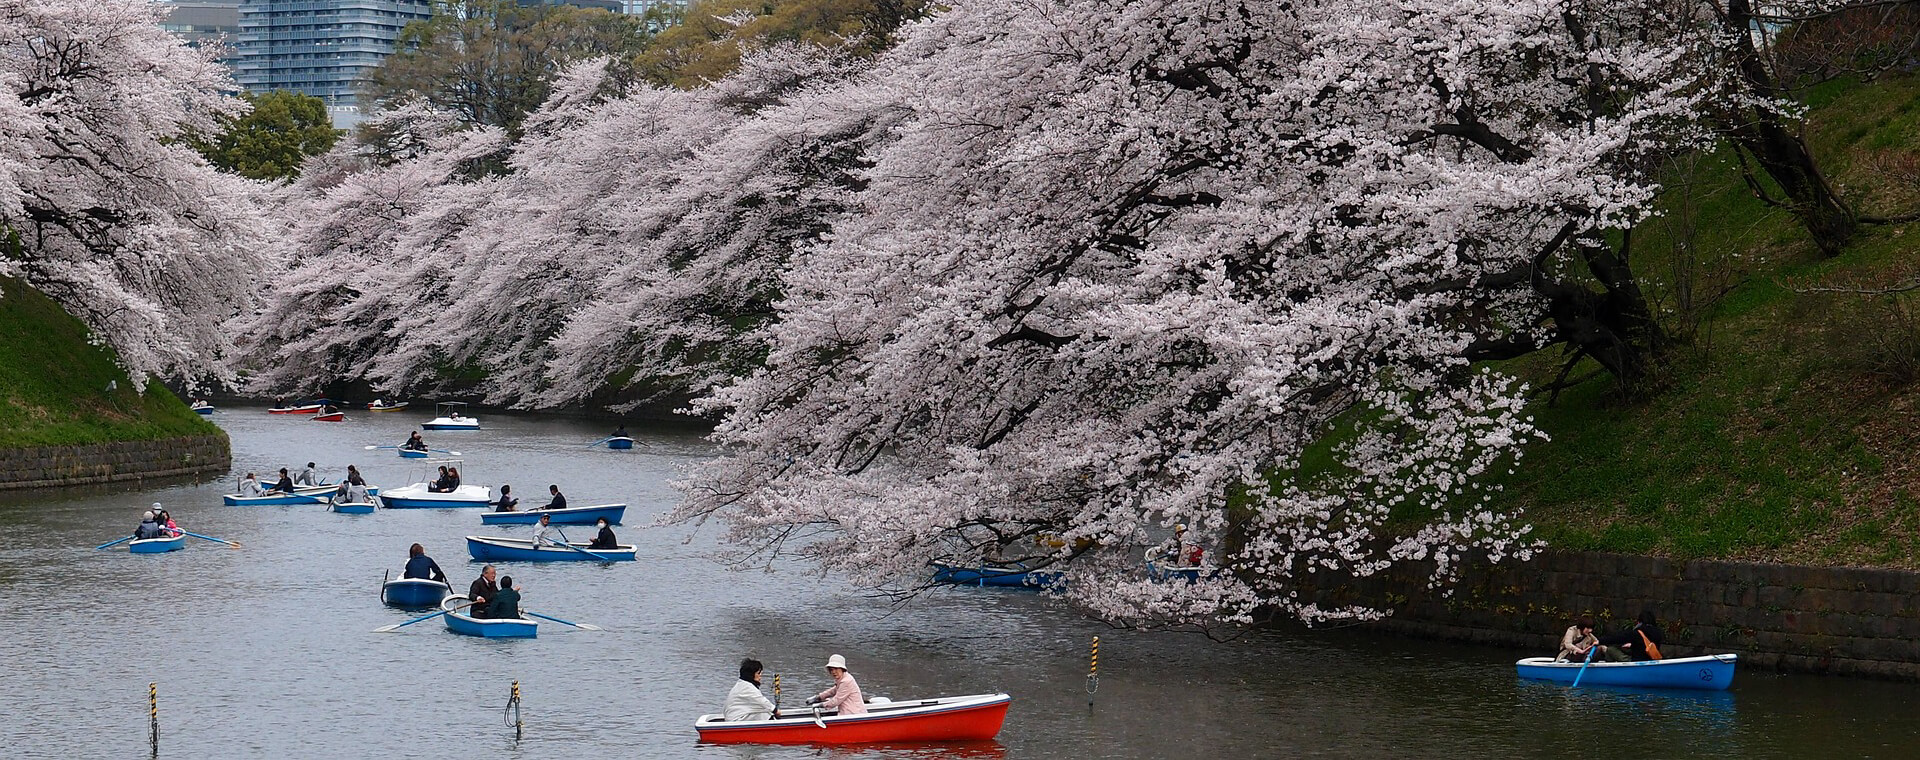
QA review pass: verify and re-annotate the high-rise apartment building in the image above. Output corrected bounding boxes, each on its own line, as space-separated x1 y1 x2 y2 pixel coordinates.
234 1 434 128
159 1 244 66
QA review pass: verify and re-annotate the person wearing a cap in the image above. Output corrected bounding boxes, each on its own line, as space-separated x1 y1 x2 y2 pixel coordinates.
807 654 867 716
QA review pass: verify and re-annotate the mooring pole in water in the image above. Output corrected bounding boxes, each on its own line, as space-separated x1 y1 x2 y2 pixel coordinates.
1086 636 1100 708
505 680 523 739
148 682 159 752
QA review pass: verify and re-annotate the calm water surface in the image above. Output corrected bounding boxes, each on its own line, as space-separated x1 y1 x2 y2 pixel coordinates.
3 408 1920 759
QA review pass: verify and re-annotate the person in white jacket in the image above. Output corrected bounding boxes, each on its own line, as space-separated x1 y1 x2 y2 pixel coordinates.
724 658 778 722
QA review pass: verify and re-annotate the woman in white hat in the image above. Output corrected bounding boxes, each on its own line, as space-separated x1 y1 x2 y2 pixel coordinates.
806 654 867 716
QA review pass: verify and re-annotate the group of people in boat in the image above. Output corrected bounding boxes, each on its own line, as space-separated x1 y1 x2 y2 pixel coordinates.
237 462 354 497
426 465 464 493
530 512 620 550
463 564 522 620
491 484 567 512
722 654 868 722
332 465 371 504
402 431 429 453
134 503 182 540
1557 610 1666 662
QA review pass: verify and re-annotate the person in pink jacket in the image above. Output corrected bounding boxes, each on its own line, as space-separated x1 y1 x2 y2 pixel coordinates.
807 654 867 715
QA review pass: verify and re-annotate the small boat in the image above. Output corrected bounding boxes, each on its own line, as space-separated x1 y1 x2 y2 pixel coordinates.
398 448 429 459
694 692 1012 744
422 401 480 430
606 436 635 450
441 594 537 638
368 400 409 412
312 411 345 422
382 577 449 607
190 401 215 415
267 403 324 415
466 535 636 562
380 483 491 508
932 561 1065 590
223 484 378 506
480 503 626 526
129 535 187 553
1514 654 1737 691
330 500 377 514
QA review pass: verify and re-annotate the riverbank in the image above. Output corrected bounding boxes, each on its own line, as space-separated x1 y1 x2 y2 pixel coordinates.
0 276 227 486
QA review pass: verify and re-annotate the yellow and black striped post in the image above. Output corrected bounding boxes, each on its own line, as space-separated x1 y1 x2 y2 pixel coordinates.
148 682 159 750
508 680 523 738
1086 636 1100 707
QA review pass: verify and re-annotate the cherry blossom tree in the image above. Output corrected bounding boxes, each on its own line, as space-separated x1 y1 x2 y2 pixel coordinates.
675 0 1727 626
0 0 270 386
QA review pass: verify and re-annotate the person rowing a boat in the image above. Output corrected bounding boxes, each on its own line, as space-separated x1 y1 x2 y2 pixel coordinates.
492 484 518 512
404 543 448 584
135 509 164 540
294 462 319 486
1596 610 1665 661
268 468 297 494
539 484 567 511
1557 616 1608 662
402 431 428 452
588 517 618 550
238 472 265 497
724 658 780 721
807 654 867 716
612 424 628 438
532 513 567 548
486 576 521 619
468 565 498 619
344 465 370 503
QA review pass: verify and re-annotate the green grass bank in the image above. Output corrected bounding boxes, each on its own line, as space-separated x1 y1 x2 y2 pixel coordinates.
1501 74 1920 569
0 276 218 448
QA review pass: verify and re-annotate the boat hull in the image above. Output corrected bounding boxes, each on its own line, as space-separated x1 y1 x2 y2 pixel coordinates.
480 504 626 526
696 693 1011 744
1515 654 1736 690
224 484 376 506
311 412 344 422
399 449 428 458
422 417 480 430
382 578 449 607
129 535 186 553
932 562 1065 590
330 501 376 514
267 404 323 414
380 483 491 509
192 406 215 415
466 536 636 562
368 402 409 412
441 595 536 638
606 437 634 449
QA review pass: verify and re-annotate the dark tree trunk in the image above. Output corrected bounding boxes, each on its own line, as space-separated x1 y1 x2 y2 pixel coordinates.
1722 0 1857 257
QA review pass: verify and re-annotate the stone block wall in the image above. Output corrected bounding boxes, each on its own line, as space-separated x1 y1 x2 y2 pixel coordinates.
1322 551 1920 680
0 434 230 489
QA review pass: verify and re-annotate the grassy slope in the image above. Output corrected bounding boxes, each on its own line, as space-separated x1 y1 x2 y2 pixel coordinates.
1502 74 1920 568
0 276 219 447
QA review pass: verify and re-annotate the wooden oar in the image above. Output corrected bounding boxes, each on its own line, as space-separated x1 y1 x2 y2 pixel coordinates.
1570 645 1598 687
363 445 399 450
523 610 602 631
180 530 241 548
374 602 473 632
95 534 137 550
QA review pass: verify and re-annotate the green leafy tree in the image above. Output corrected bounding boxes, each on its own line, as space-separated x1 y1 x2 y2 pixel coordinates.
192 91 339 181
365 0 649 135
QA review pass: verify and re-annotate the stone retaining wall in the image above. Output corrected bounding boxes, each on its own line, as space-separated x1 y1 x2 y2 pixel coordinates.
0 434 230 489
1327 551 1920 680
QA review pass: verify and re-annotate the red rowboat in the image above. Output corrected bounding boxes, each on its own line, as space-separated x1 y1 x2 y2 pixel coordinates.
268 404 324 414
694 693 1009 744
311 412 345 422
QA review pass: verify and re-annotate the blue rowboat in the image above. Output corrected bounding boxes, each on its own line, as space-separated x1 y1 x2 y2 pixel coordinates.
224 484 377 506
441 594 536 638
382 577 449 607
191 403 215 415
1515 654 1737 690
480 503 625 526
606 436 634 450
330 500 376 514
465 535 636 562
380 483 491 509
129 535 186 553
931 561 1065 590
399 449 428 459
